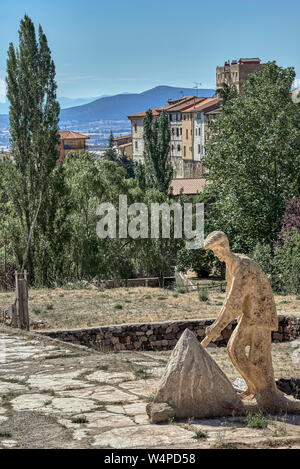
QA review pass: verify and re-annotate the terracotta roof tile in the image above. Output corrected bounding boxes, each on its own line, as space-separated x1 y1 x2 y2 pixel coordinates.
59 131 90 139
128 96 206 118
182 97 219 113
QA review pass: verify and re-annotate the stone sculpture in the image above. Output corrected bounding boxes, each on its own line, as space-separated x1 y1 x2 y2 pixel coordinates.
146 328 244 423
202 230 299 413
147 230 300 423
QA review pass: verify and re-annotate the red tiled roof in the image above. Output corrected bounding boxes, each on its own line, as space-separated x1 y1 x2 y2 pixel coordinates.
182 97 219 113
165 97 206 112
128 108 161 118
128 96 205 118
170 178 210 196
58 131 90 140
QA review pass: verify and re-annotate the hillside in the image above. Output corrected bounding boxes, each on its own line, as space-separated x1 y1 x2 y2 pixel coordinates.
60 85 215 123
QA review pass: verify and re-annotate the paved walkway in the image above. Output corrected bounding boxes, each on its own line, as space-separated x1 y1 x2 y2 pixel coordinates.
0 327 299 449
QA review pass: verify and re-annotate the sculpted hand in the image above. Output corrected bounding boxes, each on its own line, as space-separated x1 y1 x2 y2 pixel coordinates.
204 325 220 342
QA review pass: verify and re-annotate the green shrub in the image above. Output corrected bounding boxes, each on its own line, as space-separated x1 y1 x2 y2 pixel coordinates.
114 303 123 310
192 430 208 439
176 287 188 294
198 288 209 302
252 233 300 295
71 416 88 424
273 231 300 294
32 306 42 315
244 411 269 429
177 248 223 278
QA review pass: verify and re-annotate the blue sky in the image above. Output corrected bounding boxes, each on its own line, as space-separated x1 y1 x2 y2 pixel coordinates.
0 0 299 100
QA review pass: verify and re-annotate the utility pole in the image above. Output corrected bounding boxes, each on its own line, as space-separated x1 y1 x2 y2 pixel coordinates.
192 82 202 160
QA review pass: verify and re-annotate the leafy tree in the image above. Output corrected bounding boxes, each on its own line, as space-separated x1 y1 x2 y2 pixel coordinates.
276 197 300 246
5 15 61 283
176 248 222 278
63 151 137 280
103 130 118 162
215 81 238 104
204 62 300 253
118 151 135 178
133 188 184 286
143 109 173 194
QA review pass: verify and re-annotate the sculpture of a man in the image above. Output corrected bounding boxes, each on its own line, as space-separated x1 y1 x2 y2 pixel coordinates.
202 230 291 412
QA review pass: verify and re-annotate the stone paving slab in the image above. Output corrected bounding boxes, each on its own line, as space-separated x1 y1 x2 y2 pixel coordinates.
0 326 299 449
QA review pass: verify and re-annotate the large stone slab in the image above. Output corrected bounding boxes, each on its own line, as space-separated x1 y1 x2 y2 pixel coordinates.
92 424 193 449
148 329 244 421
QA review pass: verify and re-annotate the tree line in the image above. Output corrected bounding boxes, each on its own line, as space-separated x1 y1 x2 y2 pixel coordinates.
0 15 300 294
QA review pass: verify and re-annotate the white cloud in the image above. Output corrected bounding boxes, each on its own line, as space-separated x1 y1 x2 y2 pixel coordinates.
0 79 6 103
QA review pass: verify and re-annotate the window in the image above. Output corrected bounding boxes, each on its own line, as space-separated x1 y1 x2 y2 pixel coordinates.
172 128 175 135
176 128 179 137
180 128 182 135
184 146 186 157
135 141 138 150
177 144 181 151
169 114 172 122
171 145 174 152
186 129 188 140
198 144 200 153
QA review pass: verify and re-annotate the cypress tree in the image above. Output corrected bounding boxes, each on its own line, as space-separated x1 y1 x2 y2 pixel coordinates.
143 109 173 194
103 130 118 162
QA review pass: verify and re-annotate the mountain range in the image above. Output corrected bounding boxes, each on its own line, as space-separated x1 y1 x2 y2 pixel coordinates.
60 86 215 123
0 86 215 125
0 95 107 115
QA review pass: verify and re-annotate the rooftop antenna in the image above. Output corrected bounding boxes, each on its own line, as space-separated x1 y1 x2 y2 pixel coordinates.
193 82 202 98
193 82 202 111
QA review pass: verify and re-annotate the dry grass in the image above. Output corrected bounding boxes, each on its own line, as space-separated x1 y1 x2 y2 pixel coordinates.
0 285 300 331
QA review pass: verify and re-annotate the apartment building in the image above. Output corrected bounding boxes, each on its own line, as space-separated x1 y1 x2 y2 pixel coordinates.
182 97 220 161
216 58 264 93
128 96 207 177
128 95 219 178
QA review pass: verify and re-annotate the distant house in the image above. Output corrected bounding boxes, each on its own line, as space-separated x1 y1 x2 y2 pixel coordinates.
58 131 90 162
114 134 132 158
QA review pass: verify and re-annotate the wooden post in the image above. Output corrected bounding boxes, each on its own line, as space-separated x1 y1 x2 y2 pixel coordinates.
15 271 29 331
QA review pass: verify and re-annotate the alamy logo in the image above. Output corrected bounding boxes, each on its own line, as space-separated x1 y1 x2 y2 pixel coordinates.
96 195 204 249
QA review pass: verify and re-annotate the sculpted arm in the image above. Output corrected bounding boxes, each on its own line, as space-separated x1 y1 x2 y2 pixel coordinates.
202 272 242 347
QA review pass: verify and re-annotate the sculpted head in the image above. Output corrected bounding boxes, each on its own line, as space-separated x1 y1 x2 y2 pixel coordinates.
203 231 230 262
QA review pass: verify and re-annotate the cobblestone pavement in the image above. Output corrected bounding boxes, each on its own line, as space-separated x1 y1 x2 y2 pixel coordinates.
0 326 299 449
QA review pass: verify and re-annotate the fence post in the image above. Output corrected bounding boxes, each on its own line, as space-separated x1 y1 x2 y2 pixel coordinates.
15 271 29 331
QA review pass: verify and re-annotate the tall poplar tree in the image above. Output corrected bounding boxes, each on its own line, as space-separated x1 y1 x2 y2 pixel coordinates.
6 15 61 282
143 109 173 194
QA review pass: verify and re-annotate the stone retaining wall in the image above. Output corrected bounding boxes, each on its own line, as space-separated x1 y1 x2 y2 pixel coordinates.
39 314 300 352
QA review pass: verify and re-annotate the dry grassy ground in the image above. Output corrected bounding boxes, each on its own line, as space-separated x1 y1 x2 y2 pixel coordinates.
0 285 300 330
